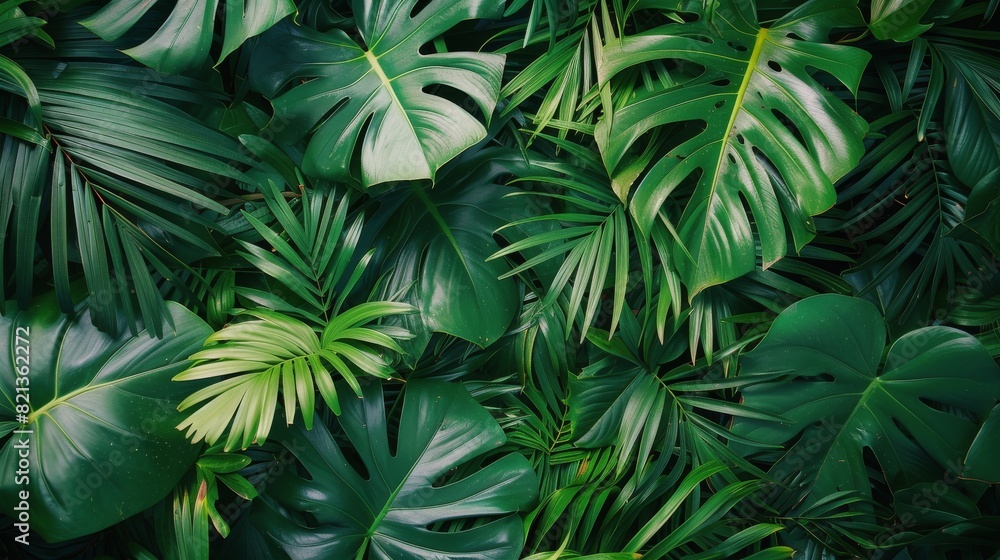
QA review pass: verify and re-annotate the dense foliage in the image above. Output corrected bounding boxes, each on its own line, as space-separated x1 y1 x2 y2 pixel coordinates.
2 0 1000 558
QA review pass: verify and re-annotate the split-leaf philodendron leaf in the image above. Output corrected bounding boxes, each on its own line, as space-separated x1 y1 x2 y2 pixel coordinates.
733 294 1000 506
597 0 870 296
249 0 506 188
0 293 211 542
80 0 295 73
251 380 538 559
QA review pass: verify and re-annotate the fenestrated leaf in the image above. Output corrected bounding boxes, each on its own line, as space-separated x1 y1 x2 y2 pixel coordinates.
869 0 936 41
251 380 538 560
732 294 1000 508
248 0 505 187
596 0 870 296
79 0 295 73
0 291 212 542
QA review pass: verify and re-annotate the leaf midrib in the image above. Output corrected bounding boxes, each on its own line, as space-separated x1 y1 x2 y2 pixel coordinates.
697 27 769 269
710 27 767 225
413 186 473 277
29 363 175 422
363 49 425 171
359 412 449 555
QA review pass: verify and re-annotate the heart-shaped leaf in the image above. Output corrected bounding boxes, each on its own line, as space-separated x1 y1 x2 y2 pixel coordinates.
251 380 538 559
368 148 540 358
597 0 870 296
248 0 505 187
0 292 211 542
732 294 1000 505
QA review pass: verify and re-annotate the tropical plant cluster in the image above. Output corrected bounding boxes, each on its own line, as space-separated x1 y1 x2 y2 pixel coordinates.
2 0 1000 558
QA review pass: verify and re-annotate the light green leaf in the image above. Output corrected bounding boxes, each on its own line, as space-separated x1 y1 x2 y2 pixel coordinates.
80 0 295 73
597 0 869 296
870 0 935 41
174 304 414 450
248 0 505 187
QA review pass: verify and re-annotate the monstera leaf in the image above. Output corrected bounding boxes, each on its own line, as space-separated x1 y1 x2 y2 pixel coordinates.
251 380 538 559
79 0 294 73
869 0 936 41
248 0 505 187
0 292 211 542
596 0 870 296
732 294 1000 506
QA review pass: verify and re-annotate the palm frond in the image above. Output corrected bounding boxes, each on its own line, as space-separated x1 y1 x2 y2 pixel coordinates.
232 173 373 325
174 304 415 450
0 57 250 335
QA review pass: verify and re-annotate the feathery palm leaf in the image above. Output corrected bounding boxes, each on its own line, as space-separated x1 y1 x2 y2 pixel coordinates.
491 135 648 340
231 175 373 325
174 304 415 450
1 58 250 335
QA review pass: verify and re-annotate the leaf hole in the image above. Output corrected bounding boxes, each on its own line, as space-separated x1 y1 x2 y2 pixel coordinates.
767 60 782 73
335 433 372 480
348 113 375 179
727 41 748 52
862 446 890 495
891 416 916 443
736 134 745 145
710 78 731 88
919 398 979 423
675 11 700 24
771 108 805 148
410 0 433 18
714 100 725 109
801 372 835 383
423 84 485 123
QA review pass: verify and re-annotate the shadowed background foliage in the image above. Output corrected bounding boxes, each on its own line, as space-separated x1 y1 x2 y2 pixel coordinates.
2 0 1000 558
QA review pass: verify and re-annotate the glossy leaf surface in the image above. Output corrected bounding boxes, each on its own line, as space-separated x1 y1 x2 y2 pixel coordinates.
733 294 1000 505
0 292 211 542
598 0 870 295
80 0 295 73
252 380 537 559
249 0 505 187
